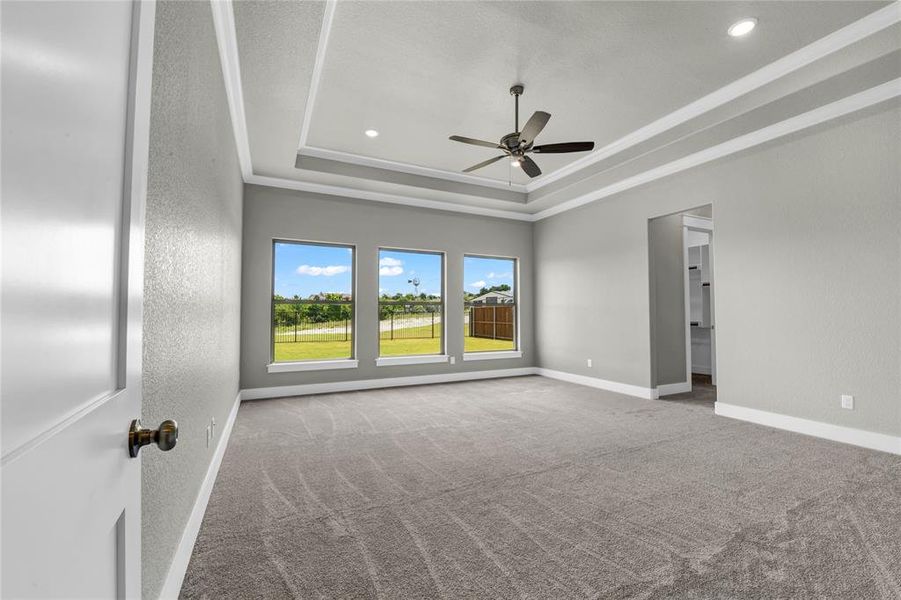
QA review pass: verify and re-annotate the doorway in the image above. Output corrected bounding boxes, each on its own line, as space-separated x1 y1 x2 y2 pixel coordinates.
683 215 716 387
648 207 716 405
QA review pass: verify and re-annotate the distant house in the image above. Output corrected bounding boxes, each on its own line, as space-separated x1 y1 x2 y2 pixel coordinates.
470 290 513 305
309 293 352 302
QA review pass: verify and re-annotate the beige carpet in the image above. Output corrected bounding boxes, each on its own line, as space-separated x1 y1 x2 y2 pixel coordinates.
181 376 901 599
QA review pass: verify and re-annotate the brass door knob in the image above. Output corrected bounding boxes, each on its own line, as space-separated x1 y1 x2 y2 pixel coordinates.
128 419 178 457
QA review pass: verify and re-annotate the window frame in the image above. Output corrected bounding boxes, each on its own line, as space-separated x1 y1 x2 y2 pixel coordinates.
462 253 521 360
268 238 358 372
376 246 448 365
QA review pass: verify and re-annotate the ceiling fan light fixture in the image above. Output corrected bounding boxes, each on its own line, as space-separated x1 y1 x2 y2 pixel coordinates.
449 84 595 178
364 129 379 138
728 18 757 37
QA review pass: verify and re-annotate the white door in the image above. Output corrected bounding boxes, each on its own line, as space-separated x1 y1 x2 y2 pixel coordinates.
1 1 156 597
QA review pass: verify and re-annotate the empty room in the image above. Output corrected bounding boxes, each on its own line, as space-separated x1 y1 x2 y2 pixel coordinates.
2 1 900 598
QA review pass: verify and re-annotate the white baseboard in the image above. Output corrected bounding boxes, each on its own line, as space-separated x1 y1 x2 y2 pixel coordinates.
240 367 538 401
657 381 692 397
158 391 242 599
715 402 901 456
535 368 656 400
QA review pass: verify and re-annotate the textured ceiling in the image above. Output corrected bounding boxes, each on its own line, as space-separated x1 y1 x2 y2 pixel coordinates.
304 1 886 184
232 0 894 209
234 0 324 177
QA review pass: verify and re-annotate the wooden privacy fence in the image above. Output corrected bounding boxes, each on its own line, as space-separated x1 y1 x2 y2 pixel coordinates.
469 305 514 341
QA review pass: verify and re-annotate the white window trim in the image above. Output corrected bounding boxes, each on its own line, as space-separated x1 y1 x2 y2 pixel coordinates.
377 246 447 365
463 253 521 353
267 359 359 373
462 350 523 361
376 355 449 367
271 238 357 368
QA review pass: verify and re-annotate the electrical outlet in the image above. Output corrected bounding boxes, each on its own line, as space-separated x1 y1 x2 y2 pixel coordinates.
449 356 456 365
841 394 854 410
586 359 592 368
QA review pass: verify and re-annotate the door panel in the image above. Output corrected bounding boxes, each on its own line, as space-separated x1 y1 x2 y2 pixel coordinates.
1 0 132 455
1 1 156 597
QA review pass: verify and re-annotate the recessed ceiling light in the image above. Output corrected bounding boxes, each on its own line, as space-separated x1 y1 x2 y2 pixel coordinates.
728 18 757 37
364 129 379 138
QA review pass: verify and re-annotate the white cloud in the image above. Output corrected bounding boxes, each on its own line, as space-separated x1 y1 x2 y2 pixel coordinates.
486 271 512 279
469 280 486 288
296 264 349 276
378 256 404 276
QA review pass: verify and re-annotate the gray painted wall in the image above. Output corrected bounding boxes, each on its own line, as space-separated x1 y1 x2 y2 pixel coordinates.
535 104 900 437
142 3 243 598
240 184 533 391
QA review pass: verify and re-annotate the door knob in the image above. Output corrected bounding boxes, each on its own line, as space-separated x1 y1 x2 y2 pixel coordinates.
128 419 178 457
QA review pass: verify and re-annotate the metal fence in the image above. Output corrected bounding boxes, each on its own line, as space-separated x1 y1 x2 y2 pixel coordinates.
378 301 442 340
272 299 352 343
466 303 515 341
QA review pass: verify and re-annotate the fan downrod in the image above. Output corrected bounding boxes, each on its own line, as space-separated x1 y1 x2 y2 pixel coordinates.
510 84 524 132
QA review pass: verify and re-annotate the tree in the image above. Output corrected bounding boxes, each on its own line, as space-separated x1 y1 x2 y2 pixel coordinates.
477 284 511 296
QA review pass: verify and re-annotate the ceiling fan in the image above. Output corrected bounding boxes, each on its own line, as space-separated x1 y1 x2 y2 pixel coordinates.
449 84 595 178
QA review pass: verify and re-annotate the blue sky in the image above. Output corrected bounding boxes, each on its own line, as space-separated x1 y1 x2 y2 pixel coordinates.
273 243 515 299
463 256 515 295
379 250 442 297
274 242 353 297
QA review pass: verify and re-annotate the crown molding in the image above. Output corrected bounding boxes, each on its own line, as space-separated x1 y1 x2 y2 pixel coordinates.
293 0 529 192
245 79 900 223
210 0 252 179
251 75 899 223
523 2 901 193
296 0 337 149
213 1 899 224
289 2 900 195
532 78 901 221
298 145 530 193
245 174 535 221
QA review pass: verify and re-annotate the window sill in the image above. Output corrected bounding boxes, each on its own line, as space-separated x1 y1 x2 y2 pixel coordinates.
462 350 523 361
376 355 449 367
267 359 359 373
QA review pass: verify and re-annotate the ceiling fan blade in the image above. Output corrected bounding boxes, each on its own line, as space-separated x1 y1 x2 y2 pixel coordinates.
463 155 506 173
532 141 595 154
519 111 550 145
519 155 542 178
449 135 502 150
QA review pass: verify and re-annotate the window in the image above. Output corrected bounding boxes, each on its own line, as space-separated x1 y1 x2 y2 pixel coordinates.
271 240 354 363
378 248 444 358
464 255 517 353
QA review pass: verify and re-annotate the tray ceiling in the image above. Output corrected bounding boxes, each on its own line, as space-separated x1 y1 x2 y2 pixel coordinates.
227 1 899 218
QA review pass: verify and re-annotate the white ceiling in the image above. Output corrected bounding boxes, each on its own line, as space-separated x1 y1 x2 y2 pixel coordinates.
303 1 886 184
230 1 899 216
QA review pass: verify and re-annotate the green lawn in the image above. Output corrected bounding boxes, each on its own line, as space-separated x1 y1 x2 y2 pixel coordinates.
273 340 352 362
464 336 515 352
379 337 442 356
273 326 513 362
